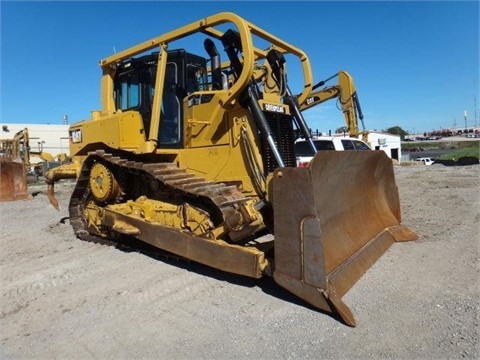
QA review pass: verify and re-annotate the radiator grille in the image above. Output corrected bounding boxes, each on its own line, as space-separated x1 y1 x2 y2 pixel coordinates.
261 112 296 174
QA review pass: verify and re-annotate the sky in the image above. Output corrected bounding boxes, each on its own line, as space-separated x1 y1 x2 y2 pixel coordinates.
1 1 479 135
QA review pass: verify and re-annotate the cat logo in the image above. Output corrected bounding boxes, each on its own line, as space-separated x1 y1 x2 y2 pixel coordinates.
263 103 285 113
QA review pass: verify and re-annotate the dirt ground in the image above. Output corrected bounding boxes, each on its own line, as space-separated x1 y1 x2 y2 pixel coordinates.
1 163 479 359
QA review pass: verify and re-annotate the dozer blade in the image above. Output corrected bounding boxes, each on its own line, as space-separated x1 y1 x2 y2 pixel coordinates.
0 161 29 202
272 151 417 326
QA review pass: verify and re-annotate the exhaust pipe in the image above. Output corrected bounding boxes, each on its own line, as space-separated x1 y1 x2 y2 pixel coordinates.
204 39 224 90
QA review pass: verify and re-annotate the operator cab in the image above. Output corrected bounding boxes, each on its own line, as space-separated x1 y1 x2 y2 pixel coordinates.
113 50 208 147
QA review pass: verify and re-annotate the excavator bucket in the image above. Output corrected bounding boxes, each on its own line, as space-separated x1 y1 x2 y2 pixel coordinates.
0 161 29 202
272 150 417 326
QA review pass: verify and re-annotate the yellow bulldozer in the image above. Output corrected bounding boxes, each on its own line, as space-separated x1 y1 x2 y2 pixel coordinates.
46 12 417 326
0 127 69 202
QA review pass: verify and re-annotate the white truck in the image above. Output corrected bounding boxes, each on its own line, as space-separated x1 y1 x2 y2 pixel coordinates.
415 157 435 166
295 136 371 167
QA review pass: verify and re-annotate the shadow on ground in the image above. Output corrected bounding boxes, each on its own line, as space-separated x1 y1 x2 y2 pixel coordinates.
435 157 479 166
54 216 345 326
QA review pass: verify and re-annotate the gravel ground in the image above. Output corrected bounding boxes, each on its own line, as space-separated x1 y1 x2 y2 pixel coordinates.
0 163 479 359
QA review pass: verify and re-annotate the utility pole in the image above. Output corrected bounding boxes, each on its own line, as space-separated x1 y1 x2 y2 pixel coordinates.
464 110 468 131
474 96 478 128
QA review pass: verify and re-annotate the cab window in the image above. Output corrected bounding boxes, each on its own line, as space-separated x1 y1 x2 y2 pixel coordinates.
159 62 181 145
295 140 335 156
352 140 371 150
115 70 140 110
341 139 355 150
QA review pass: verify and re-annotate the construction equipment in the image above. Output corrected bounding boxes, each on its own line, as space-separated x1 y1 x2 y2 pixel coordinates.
299 70 368 140
46 12 417 326
13 128 69 173
0 127 70 202
0 133 30 201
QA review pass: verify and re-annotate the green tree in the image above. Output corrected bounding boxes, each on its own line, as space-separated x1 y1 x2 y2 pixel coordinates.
335 126 348 134
386 126 408 139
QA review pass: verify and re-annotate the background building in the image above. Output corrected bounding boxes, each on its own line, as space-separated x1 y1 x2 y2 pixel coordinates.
364 131 402 162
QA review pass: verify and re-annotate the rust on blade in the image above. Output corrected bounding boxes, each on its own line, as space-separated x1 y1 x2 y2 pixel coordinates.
0 161 29 202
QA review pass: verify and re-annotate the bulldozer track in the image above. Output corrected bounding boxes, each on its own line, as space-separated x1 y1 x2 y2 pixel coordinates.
68 150 250 246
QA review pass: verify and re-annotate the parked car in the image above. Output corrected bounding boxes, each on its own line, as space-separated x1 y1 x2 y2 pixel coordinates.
295 136 371 167
415 157 435 166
